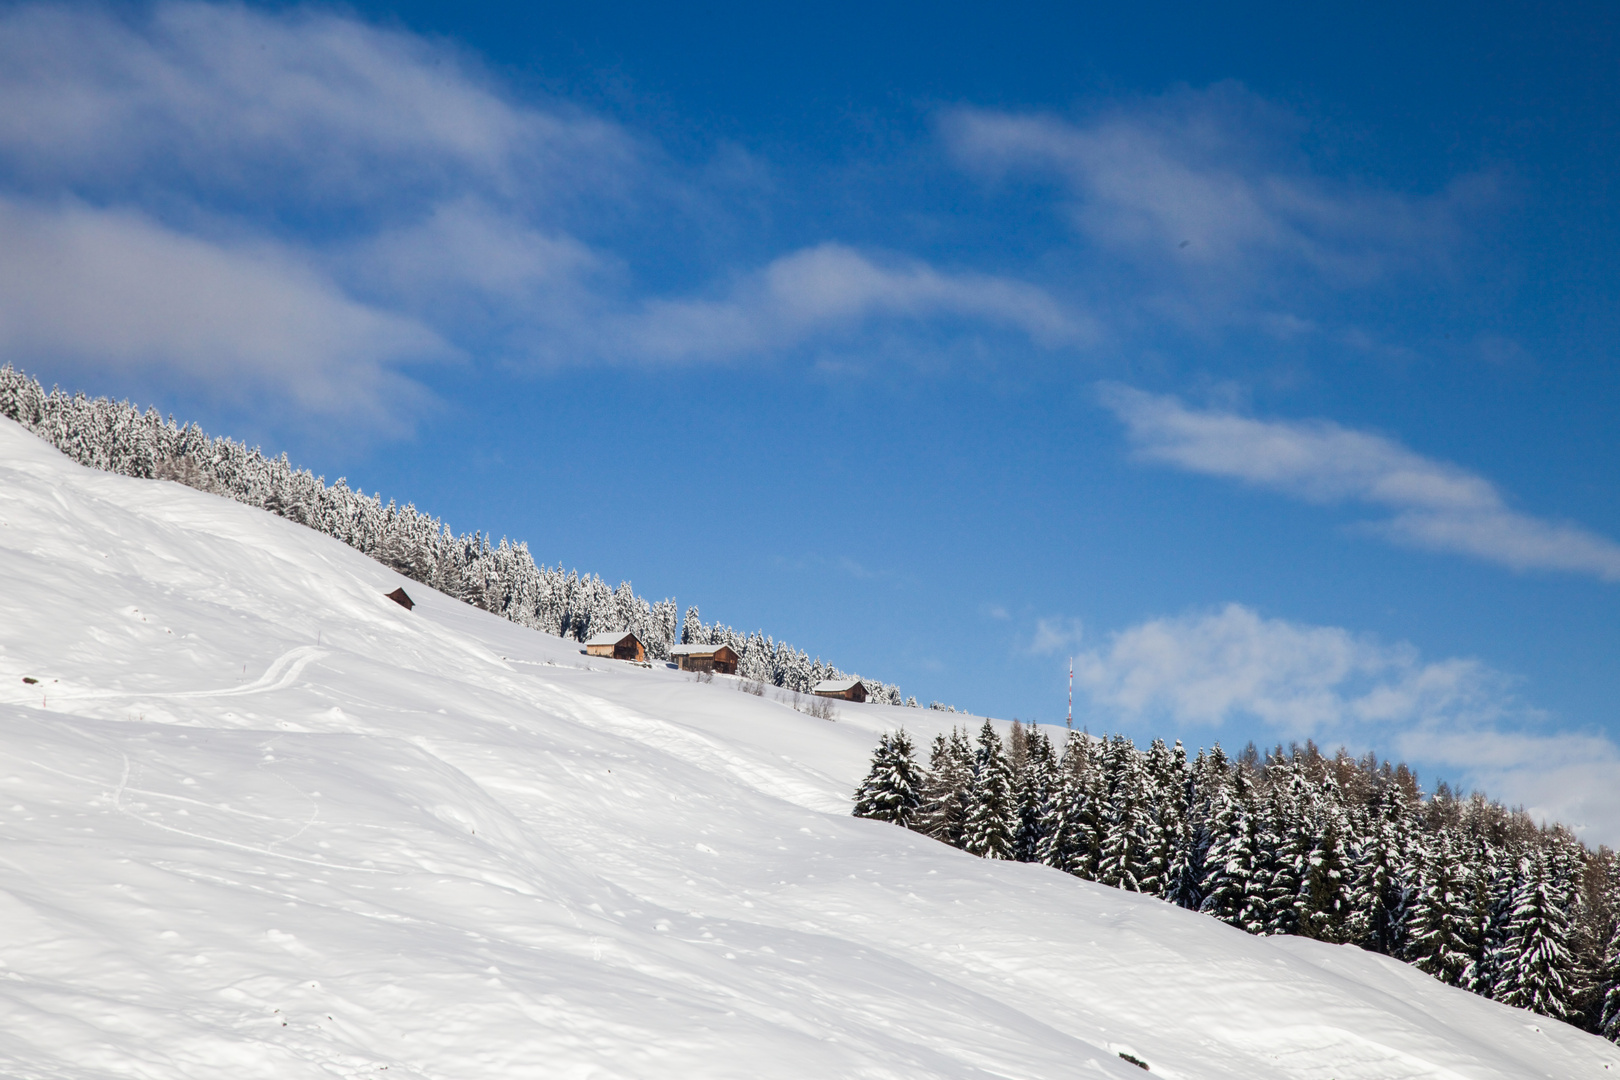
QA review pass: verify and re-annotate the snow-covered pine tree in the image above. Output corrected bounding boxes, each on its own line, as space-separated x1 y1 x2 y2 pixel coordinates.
1561 838 1612 1032
1406 829 1474 986
1466 837 1520 999
1037 730 1093 875
1299 820 1350 942
963 721 1017 860
852 731 923 828
917 729 974 848
1199 767 1256 928
1601 892 1620 1041
1346 780 1416 956
1095 735 1148 892
1492 848 1575 1020
1165 745 1222 910
1135 738 1181 898
1013 727 1058 863
1257 762 1309 936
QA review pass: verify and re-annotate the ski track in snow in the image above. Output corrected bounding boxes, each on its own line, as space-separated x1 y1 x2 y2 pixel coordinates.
519 676 852 816
0 415 1616 1080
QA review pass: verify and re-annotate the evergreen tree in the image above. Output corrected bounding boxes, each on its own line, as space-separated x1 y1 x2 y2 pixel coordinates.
1096 736 1148 892
1600 906 1620 1041
1347 781 1416 956
1258 764 1309 936
963 721 1017 860
1166 745 1224 911
852 731 922 828
1300 822 1351 943
1199 769 1256 928
917 730 973 848
1014 728 1058 863
1466 839 1518 999
1406 830 1474 986
1493 849 1575 1020
1038 730 1098 876
1135 738 1180 897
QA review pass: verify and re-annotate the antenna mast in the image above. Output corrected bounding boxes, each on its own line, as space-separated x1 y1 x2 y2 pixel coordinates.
1067 656 1073 729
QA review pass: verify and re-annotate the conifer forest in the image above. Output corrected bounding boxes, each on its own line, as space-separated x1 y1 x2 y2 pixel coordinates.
853 720 1620 1040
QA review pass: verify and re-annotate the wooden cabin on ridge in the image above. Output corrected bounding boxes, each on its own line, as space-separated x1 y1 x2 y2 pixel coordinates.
669 643 739 674
812 677 867 703
583 631 646 662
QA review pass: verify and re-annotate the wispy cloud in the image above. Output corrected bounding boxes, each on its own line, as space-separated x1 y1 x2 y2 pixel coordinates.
614 243 1089 365
0 2 621 424
942 87 1479 278
1076 603 1511 734
1030 617 1085 655
1101 384 1620 581
939 86 1493 338
0 196 443 427
1076 602 1620 840
0 3 1091 427
0 2 629 204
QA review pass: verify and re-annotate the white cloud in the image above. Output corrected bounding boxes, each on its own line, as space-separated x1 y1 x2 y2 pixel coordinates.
1075 602 1620 841
0 2 630 204
1101 384 1620 581
1076 603 1510 734
0 3 1093 418
941 89 1476 287
615 242 1090 364
1031 617 1085 655
0 196 444 425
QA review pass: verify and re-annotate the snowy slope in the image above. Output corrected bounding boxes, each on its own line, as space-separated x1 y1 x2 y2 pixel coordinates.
0 416 1613 1080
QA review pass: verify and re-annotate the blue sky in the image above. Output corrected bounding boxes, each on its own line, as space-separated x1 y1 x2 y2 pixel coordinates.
3 1 1619 837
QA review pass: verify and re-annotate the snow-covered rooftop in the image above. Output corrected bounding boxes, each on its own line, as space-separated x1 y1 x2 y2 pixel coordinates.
669 642 735 655
582 630 639 646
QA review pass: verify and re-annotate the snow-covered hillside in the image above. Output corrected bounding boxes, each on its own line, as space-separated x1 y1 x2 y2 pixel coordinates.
0 416 1612 1080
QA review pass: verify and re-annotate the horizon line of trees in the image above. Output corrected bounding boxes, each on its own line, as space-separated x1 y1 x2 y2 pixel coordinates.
853 721 1620 1042
0 365 913 706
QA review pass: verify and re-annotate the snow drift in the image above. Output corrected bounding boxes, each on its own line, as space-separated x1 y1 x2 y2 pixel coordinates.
0 416 1613 1079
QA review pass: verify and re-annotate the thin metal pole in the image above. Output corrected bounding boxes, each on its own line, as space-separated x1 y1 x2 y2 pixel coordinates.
1067 656 1073 729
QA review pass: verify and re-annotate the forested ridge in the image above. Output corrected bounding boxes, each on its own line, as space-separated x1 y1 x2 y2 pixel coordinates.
0 366 910 705
855 721 1620 1039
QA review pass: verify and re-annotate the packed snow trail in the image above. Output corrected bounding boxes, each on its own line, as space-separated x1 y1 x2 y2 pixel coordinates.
0 416 1613 1079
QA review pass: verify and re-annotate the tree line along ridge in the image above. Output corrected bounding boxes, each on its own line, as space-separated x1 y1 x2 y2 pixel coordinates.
0 366 926 707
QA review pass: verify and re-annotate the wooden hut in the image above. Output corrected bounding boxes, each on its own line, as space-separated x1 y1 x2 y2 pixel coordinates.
583 631 646 662
385 587 415 611
669 643 739 674
812 677 868 703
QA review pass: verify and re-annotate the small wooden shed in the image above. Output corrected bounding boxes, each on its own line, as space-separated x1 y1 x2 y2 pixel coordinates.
669 643 739 674
385 587 415 611
812 677 868 703
583 631 646 662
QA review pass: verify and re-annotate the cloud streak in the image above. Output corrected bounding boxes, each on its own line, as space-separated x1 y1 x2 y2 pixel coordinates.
941 90 1479 286
1075 602 1620 841
616 243 1089 365
0 2 630 205
0 3 1092 423
1102 384 1620 581
0 196 443 426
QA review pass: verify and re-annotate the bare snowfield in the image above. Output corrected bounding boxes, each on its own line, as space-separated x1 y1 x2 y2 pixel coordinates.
0 416 1613 1080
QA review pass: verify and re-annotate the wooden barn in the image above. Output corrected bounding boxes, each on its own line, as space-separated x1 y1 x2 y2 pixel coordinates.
669 643 739 674
812 677 868 703
583 631 646 662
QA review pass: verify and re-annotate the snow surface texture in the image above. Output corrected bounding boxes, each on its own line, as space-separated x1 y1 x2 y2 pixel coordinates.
0 415 1613 1079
